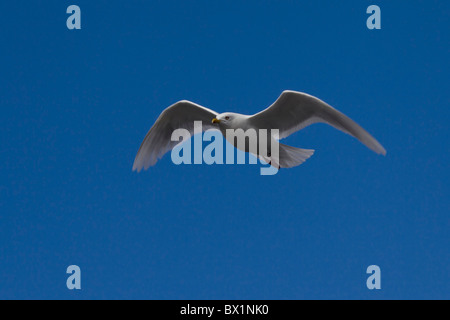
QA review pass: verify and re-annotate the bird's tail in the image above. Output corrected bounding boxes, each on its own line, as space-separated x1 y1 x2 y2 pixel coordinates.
270 143 315 168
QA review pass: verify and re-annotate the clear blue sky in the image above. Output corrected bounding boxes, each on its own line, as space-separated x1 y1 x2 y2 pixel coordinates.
0 0 448 299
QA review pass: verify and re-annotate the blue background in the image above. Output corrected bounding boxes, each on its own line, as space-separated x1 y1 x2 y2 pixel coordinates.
0 0 448 299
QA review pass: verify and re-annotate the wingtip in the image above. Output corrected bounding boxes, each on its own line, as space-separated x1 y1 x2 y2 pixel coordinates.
132 162 141 173
374 146 387 156
377 144 387 156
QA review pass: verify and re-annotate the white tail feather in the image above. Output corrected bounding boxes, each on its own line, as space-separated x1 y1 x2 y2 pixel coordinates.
272 143 314 168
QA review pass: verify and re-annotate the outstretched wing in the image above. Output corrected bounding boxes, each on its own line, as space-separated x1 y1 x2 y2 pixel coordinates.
133 100 219 171
250 90 386 155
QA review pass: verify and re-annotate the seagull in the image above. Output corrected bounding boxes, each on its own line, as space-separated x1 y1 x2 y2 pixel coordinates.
133 90 386 172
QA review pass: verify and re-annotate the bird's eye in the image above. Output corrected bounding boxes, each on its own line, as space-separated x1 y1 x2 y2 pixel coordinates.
225 116 230 120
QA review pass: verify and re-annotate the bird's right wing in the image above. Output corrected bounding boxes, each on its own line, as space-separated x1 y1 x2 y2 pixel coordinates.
133 100 219 172
250 91 386 155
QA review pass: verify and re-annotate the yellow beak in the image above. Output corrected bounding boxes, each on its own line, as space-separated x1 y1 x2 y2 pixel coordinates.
212 118 220 124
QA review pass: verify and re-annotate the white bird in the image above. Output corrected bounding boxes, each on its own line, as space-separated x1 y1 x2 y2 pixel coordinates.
133 90 386 171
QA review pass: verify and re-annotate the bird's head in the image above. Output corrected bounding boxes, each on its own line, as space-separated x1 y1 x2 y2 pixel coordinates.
211 113 240 127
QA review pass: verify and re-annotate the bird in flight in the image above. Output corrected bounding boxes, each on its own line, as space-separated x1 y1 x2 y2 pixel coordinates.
133 90 386 171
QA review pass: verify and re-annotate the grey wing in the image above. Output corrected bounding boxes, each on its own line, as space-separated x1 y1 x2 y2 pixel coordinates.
133 100 219 172
250 90 386 155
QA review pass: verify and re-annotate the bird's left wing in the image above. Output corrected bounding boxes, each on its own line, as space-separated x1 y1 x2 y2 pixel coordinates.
133 100 219 171
250 90 386 155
